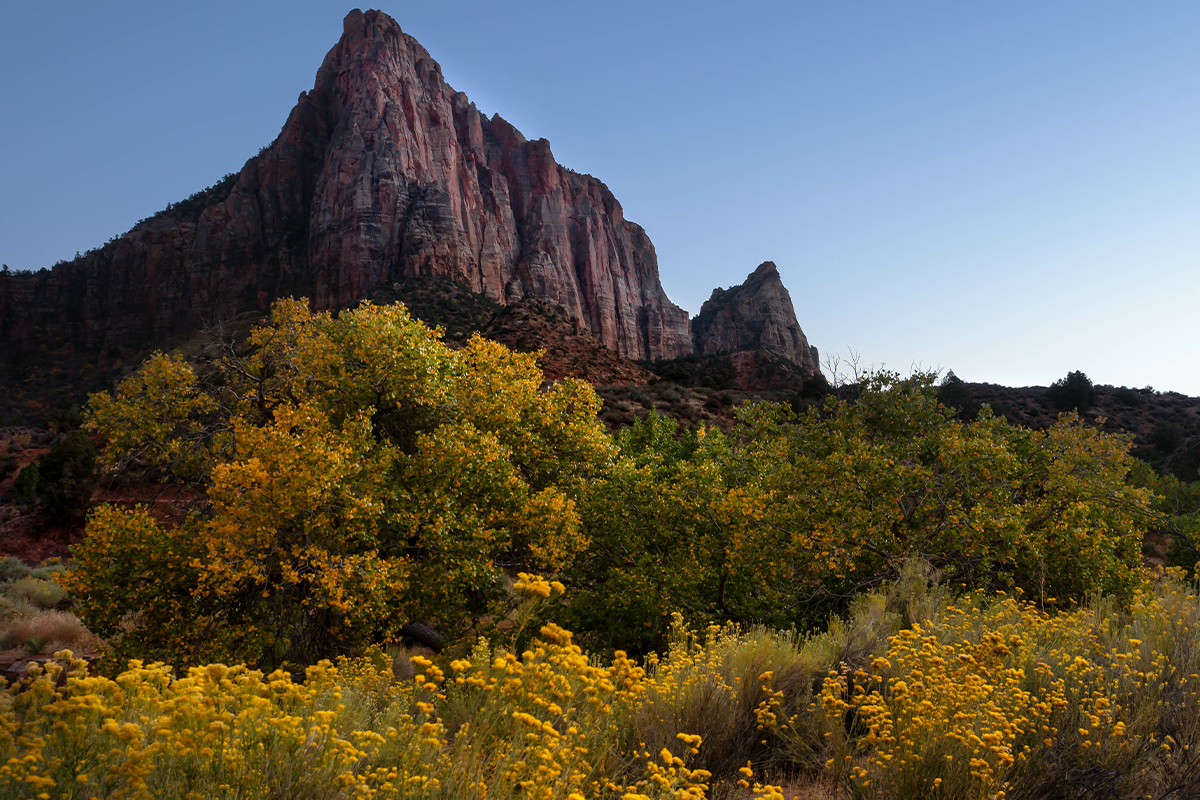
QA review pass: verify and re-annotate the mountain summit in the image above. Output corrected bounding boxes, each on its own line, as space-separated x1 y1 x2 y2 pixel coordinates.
692 262 820 373
0 9 817 375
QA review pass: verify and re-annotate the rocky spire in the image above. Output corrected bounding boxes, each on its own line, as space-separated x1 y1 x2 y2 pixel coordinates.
691 261 820 373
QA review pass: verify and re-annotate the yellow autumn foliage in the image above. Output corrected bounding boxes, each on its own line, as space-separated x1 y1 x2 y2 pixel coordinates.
72 299 614 668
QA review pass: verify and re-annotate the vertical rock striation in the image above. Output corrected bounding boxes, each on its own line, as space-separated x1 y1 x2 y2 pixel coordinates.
0 9 691 361
691 261 820 374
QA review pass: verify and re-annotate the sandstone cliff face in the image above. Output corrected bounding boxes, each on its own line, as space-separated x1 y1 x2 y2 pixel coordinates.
691 261 820 373
0 9 691 361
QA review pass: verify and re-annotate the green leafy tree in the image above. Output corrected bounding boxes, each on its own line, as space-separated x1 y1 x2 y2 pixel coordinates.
1131 460 1200 573
564 373 1151 651
34 431 97 525
12 463 38 506
936 370 980 420
559 412 723 651
1045 370 1095 412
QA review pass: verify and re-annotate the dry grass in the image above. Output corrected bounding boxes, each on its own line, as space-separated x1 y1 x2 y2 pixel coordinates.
0 609 103 656
755 777 845 800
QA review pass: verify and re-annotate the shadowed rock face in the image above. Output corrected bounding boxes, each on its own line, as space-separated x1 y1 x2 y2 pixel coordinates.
0 9 692 361
691 261 820 373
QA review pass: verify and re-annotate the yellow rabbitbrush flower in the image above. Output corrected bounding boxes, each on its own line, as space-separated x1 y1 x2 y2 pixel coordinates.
514 573 567 599
9 574 1200 799
0 624 711 800
816 571 1200 800
0 650 441 800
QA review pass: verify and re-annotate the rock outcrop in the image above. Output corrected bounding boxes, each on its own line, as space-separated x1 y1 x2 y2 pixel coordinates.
691 261 820 373
0 9 691 362
481 297 653 386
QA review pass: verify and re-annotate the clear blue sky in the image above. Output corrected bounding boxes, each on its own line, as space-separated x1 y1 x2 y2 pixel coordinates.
2 1 1198 393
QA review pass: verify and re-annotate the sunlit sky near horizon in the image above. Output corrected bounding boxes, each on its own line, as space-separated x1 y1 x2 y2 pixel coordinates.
2 1 1198 393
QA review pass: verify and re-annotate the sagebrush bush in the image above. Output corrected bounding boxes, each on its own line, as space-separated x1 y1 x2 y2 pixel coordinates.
29 564 67 582
5 576 69 610
0 595 38 623
0 557 30 584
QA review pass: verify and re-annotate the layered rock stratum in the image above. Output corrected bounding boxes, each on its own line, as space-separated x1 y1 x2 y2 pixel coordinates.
691 261 820 373
0 9 692 361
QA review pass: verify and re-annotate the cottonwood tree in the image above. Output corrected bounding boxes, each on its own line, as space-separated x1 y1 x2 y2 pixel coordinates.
71 299 613 668
563 373 1152 651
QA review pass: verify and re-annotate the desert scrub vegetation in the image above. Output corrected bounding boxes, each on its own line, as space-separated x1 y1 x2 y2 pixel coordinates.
811 568 1200 799
3 570 1200 798
0 558 100 658
46 297 1197 797
0 576 722 800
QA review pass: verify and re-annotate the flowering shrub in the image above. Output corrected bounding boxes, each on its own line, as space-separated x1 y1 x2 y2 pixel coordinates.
813 569 1200 799
0 580 714 799
3 572 1200 798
